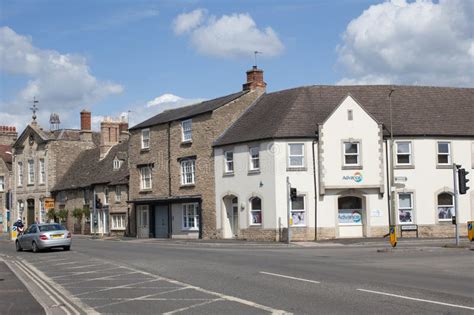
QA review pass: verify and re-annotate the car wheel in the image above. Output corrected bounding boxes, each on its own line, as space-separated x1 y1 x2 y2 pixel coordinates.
32 241 39 253
15 241 22 252
63 246 70 251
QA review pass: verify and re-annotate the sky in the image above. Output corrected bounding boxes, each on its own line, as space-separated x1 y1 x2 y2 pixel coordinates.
0 0 473 131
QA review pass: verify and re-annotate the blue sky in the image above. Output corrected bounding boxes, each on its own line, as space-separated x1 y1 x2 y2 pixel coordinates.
0 0 472 130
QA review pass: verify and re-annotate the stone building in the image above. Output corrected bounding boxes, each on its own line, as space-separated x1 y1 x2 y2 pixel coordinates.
51 117 129 236
214 85 474 240
0 126 17 233
12 111 98 227
128 67 266 239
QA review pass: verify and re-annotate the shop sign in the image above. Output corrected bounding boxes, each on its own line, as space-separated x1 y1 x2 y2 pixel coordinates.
338 209 362 224
44 198 55 209
342 172 363 183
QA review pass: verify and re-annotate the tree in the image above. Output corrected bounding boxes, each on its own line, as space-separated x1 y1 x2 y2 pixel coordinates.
46 209 57 223
72 208 83 221
57 209 69 225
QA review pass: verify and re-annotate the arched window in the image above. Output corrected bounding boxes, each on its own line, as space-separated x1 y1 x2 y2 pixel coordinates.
250 197 262 225
437 193 454 221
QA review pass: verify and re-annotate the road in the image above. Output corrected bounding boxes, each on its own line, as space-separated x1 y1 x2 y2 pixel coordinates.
0 237 473 314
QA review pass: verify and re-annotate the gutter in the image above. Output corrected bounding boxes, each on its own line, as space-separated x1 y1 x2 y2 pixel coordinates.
312 139 318 241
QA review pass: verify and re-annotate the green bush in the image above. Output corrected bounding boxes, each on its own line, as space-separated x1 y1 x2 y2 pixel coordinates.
57 209 69 223
72 208 83 221
46 209 57 222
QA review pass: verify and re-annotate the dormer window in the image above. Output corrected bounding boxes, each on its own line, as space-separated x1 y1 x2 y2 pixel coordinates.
181 119 192 143
113 158 123 170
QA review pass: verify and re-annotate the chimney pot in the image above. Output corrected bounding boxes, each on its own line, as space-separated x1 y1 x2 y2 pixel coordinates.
80 110 91 131
243 66 266 91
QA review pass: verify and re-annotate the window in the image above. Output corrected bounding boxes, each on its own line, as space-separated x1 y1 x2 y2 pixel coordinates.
224 151 234 173
141 129 150 149
347 109 353 121
111 214 126 230
338 197 363 225
58 191 66 204
437 142 451 165
437 193 454 221
181 159 195 185
39 159 45 184
249 147 260 171
288 144 304 168
83 189 90 205
181 119 192 142
0 176 4 191
28 160 34 185
104 187 109 205
250 197 262 225
113 158 123 170
182 203 199 230
115 186 121 202
17 162 23 187
139 166 152 190
396 141 412 165
398 193 414 224
343 142 360 166
291 196 305 226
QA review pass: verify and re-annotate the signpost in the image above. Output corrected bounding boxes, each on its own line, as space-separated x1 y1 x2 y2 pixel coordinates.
389 225 397 247
468 221 474 242
452 164 460 246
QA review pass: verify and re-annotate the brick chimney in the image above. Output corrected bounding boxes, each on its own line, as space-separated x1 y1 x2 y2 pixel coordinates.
79 110 93 142
243 66 266 91
0 126 18 146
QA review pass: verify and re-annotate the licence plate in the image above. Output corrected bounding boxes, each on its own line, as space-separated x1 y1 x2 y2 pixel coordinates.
52 234 64 239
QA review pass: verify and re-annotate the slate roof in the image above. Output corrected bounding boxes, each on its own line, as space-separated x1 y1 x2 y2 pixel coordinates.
0 144 12 171
14 124 100 148
214 85 474 146
130 91 249 130
52 140 129 191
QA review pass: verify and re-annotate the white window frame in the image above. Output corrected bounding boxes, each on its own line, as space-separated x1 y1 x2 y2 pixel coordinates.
115 186 121 202
181 159 195 185
249 197 262 226
28 159 34 185
343 141 360 166
398 192 414 224
17 162 23 187
437 142 451 165
182 203 199 230
111 214 126 230
291 195 306 227
104 187 109 205
224 151 234 173
113 158 122 170
437 193 454 222
288 143 305 168
139 166 152 190
141 128 150 149
396 141 412 165
39 159 45 184
249 147 260 171
181 119 192 143
0 176 4 192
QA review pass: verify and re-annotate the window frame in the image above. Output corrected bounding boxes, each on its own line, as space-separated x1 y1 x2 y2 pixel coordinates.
249 197 262 226
113 158 123 170
288 143 305 168
104 187 109 205
342 141 361 167
181 159 196 185
17 162 23 187
395 141 412 166
27 159 35 185
224 151 234 174
141 128 150 150
290 195 306 227
139 166 152 190
437 192 454 222
181 119 193 143
182 203 199 230
115 186 121 202
436 141 451 166
111 214 126 230
0 176 4 192
39 159 45 184
249 146 260 171
398 192 414 224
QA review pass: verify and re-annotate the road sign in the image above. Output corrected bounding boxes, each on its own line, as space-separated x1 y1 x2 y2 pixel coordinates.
468 221 474 242
44 198 55 209
389 225 397 248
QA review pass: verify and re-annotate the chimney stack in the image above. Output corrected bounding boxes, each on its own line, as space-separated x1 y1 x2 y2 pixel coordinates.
100 117 122 159
0 126 18 146
80 110 93 142
243 66 266 91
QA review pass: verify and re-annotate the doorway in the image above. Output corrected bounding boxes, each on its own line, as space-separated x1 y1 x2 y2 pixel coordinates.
154 205 169 238
137 205 149 238
337 196 364 238
27 199 35 226
222 196 238 239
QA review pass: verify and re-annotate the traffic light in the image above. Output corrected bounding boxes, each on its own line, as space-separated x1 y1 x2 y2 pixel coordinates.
290 188 297 201
458 168 470 194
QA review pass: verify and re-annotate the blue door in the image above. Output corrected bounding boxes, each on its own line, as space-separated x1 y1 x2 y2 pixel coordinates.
155 205 169 238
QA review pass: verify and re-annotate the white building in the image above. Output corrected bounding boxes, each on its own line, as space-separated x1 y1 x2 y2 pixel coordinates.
214 86 473 240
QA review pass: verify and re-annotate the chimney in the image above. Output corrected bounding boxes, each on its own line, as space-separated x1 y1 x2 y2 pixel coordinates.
100 117 121 159
119 120 129 142
0 126 18 146
79 110 93 142
242 66 266 91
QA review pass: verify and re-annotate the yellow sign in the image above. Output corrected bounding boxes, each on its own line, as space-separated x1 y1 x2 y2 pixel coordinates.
11 226 17 241
468 221 474 242
44 198 55 209
389 225 397 248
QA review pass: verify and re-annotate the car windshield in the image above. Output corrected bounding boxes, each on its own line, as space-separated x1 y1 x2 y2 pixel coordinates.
38 224 64 232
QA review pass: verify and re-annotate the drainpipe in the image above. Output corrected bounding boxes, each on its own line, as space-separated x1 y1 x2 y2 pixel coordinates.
168 122 171 197
312 139 318 241
384 139 391 225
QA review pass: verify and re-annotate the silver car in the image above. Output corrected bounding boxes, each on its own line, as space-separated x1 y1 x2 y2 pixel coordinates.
16 223 72 253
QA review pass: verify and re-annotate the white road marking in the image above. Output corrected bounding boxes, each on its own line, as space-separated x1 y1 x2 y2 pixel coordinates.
73 279 166 297
163 299 223 315
260 271 320 284
55 261 80 266
357 289 474 311
50 266 126 279
67 263 105 270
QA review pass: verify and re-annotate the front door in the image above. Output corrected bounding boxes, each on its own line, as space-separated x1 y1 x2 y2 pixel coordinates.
337 196 364 238
231 198 238 237
27 199 35 226
137 205 149 238
155 205 169 238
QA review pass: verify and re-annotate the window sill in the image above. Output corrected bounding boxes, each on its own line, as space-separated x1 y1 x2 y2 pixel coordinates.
249 224 262 228
291 225 307 228
181 140 192 145
286 167 307 172
139 189 153 193
111 228 126 231
223 172 234 177
248 169 260 175
180 184 195 188
394 165 414 169
438 220 452 224
342 165 362 170
27 184 34 187
436 164 452 169
181 228 199 232
140 148 150 153
39 183 46 186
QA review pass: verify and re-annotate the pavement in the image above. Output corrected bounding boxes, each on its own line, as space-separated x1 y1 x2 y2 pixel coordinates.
0 236 473 314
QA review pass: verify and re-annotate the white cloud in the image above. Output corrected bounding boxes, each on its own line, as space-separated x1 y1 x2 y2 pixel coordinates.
336 0 474 87
0 26 123 130
173 10 284 58
173 9 206 35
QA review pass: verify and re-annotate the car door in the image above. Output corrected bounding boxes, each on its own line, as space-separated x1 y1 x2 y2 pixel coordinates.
20 225 33 249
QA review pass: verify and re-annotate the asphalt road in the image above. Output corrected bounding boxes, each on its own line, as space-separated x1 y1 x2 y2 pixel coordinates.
0 238 473 314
